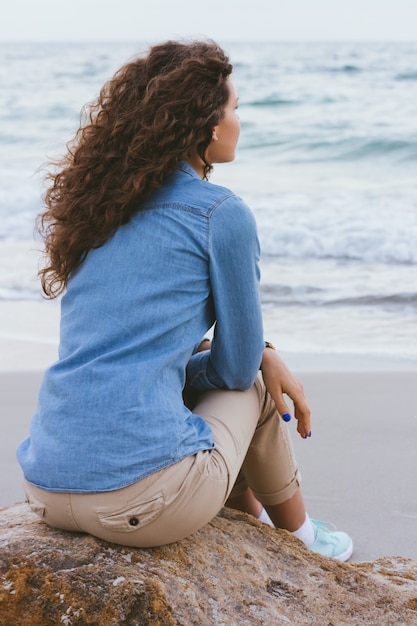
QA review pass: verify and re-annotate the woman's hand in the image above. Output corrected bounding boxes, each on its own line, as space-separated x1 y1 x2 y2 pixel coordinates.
260 347 311 439
195 338 211 353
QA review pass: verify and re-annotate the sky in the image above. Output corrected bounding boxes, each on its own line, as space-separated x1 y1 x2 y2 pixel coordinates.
1 0 417 43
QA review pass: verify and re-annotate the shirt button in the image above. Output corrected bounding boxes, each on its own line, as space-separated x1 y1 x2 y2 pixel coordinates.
129 516 139 526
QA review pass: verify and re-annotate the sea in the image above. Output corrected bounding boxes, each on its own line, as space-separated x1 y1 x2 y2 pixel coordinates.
1 41 416 366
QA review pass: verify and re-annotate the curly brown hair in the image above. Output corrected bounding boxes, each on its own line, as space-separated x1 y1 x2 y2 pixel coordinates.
38 40 233 298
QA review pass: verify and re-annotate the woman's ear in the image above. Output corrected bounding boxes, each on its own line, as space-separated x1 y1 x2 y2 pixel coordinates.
212 128 219 142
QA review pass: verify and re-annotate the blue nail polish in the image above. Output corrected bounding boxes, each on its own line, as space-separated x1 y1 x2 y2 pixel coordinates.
308 431 312 437
282 413 291 422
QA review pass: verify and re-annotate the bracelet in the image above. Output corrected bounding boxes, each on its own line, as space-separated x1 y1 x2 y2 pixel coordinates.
264 341 276 351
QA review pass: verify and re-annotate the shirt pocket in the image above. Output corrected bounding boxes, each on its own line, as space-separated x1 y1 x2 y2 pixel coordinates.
96 492 165 533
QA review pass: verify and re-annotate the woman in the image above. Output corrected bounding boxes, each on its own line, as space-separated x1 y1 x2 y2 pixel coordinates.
18 40 352 561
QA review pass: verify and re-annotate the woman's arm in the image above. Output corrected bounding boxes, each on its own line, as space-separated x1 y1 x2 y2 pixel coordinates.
187 195 265 391
190 338 312 439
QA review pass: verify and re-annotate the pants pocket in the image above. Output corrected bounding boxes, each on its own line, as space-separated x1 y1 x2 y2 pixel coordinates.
25 493 46 518
96 492 165 533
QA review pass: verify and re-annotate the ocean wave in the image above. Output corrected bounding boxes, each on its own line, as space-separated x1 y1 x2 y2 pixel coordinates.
324 64 362 73
326 293 417 310
241 135 417 163
396 71 417 81
261 284 324 300
248 98 300 107
258 213 417 266
260 241 417 266
335 138 417 161
260 284 417 311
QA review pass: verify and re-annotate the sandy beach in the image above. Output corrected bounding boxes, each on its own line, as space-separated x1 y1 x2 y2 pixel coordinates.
1 301 416 564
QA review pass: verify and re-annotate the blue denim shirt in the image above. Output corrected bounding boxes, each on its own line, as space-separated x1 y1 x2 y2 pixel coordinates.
17 162 265 492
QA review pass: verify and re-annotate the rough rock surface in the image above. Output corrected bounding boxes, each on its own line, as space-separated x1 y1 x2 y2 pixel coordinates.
1 503 417 625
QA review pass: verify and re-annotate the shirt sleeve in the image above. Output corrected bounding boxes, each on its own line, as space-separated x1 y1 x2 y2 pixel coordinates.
187 193 265 391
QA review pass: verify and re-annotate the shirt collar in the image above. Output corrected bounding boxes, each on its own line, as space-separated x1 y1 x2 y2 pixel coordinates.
178 160 202 179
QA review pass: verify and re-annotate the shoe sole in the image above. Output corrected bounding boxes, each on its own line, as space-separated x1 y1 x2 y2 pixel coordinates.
335 538 353 562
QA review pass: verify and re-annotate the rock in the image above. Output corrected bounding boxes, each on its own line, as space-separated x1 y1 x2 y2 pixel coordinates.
0 503 417 625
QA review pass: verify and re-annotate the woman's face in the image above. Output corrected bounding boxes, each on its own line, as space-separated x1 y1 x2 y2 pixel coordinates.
206 79 240 165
